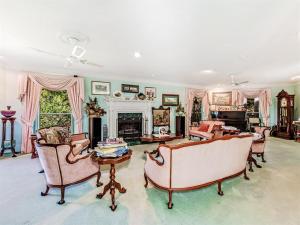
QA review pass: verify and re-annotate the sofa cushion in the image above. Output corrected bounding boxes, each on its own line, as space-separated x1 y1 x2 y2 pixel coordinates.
198 123 209 132
39 128 61 144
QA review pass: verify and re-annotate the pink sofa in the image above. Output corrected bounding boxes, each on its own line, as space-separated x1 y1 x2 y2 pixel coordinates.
144 135 253 208
189 120 225 140
35 142 101 204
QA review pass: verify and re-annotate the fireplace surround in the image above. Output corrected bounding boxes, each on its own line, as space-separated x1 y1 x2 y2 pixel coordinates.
106 98 154 138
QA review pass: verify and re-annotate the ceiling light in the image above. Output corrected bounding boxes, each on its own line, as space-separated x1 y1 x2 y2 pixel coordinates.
201 70 215 74
0 55 3 59
134 52 141 58
291 75 300 81
72 45 86 58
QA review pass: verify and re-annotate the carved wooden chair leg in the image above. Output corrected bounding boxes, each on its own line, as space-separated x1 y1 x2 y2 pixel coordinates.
217 181 224 196
96 169 103 187
261 153 266 163
57 187 65 205
41 185 50 196
144 173 148 188
248 160 254 172
244 169 250 180
167 191 173 209
188 136 191 140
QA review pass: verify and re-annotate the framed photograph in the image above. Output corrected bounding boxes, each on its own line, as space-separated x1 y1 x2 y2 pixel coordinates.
91 81 111 95
212 92 232 105
121 84 139 93
145 87 156 98
162 94 179 106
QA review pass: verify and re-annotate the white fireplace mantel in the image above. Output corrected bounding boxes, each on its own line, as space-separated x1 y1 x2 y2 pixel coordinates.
105 98 155 138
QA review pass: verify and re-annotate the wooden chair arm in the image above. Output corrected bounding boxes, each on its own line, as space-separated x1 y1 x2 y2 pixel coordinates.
144 150 164 166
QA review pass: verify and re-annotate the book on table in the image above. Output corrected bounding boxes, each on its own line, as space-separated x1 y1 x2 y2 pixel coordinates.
96 141 129 158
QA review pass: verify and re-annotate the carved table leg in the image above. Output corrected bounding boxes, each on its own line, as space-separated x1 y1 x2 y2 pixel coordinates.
96 164 126 211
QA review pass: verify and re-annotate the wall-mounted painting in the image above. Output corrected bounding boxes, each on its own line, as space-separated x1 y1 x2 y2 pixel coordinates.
121 84 139 93
162 94 179 106
145 87 156 99
152 107 170 126
91 81 111 95
212 92 232 105
152 106 170 134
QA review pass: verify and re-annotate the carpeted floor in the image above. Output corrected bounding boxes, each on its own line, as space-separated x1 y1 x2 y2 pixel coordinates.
0 137 300 225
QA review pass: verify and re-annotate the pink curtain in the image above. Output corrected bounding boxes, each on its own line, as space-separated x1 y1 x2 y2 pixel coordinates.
186 88 209 131
19 75 42 154
18 73 85 153
233 89 272 126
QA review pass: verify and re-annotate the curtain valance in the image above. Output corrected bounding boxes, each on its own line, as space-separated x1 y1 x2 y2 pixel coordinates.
18 72 85 153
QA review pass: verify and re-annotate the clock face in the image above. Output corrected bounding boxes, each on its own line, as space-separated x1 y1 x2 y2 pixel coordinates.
281 98 287 107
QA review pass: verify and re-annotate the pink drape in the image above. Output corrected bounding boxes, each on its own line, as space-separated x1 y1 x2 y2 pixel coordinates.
18 73 85 153
232 89 271 126
186 88 210 130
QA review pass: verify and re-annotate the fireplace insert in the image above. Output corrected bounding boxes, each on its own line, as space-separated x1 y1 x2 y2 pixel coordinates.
117 113 143 141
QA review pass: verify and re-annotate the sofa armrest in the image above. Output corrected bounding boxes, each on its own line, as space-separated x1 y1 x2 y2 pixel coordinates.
66 145 92 164
144 150 165 166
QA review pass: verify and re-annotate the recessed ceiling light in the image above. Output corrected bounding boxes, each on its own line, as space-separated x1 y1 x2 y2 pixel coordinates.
0 55 3 59
201 70 215 74
134 52 141 58
291 75 300 81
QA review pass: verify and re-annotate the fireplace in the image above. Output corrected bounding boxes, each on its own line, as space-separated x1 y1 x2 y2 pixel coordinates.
117 113 143 141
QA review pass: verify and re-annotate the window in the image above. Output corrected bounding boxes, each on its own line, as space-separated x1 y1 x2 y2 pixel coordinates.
39 89 72 129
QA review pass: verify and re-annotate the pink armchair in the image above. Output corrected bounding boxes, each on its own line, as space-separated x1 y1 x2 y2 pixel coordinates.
248 127 270 171
35 142 102 204
33 126 90 158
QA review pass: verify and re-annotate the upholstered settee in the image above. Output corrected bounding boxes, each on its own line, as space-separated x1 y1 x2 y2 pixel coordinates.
33 126 90 157
35 142 101 204
144 135 253 209
189 120 225 140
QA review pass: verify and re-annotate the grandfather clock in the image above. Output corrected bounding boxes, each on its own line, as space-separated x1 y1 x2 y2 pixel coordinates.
276 90 295 139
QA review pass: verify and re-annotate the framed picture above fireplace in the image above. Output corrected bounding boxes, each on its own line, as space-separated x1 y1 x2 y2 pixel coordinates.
121 84 139 93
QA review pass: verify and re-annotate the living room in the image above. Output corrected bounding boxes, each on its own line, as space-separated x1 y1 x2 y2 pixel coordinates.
1 1 300 225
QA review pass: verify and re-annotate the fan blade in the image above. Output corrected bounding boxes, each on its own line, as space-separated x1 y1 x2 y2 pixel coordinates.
237 81 249 85
28 47 66 58
80 59 103 68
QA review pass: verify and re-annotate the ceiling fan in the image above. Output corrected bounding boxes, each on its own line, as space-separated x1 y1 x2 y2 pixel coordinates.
230 74 249 87
29 46 103 68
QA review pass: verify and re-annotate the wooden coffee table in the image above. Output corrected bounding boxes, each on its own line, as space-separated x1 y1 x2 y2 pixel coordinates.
140 134 182 144
141 134 183 154
91 150 132 211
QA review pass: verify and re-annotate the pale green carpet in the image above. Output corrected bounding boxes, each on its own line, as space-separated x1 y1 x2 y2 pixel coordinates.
0 138 300 225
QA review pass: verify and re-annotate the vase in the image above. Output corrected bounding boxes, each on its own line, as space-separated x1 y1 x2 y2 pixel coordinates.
1 106 16 118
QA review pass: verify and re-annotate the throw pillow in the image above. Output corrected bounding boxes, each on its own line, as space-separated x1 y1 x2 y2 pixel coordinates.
198 123 210 132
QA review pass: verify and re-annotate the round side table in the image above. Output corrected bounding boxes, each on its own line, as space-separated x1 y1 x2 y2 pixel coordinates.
91 150 132 211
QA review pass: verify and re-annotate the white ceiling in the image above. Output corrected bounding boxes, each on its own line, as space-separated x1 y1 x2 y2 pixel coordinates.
0 0 300 88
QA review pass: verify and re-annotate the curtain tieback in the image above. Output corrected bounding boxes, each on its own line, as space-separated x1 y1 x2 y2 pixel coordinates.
21 118 33 127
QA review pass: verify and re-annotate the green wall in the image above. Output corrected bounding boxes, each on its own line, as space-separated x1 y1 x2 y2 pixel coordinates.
83 77 186 135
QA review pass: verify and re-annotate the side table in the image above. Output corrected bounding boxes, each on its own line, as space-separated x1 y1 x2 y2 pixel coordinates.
1 117 17 157
91 150 132 211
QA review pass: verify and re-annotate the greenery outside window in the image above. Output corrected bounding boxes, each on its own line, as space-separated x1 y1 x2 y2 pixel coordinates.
38 89 73 130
